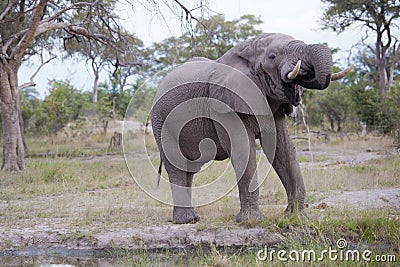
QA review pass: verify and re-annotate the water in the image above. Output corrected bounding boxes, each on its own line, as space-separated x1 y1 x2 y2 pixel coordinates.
0 248 114 267
0 247 193 266
296 102 314 163
1 245 263 267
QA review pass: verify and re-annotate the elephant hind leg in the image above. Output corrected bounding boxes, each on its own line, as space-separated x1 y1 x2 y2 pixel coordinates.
163 160 200 224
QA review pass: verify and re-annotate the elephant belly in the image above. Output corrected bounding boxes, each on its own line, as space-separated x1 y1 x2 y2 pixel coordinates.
179 118 228 163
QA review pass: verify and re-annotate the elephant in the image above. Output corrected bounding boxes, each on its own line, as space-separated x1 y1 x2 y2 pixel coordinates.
151 33 352 224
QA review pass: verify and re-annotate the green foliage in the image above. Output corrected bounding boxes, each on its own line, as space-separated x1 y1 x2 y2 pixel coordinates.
143 14 263 77
23 77 155 135
0 1 44 53
321 0 400 33
17 12 400 137
303 79 357 132
190 14 263 60
42 80 87 133
376 85 400 134
301 51 348 130
20 87 42 133
321 0 400 99
349 78 400 134
21 80 115 135
125 81 156 123
17 14 263 136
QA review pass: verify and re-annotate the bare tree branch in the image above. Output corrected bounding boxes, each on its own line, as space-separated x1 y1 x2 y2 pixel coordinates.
66 25 110 45
360 31 377 56
35 21 71 36
39 1 99 25
11 0 49 60
2 1 101 54
18 53 56 90
173 0 200 22
0 0 18 21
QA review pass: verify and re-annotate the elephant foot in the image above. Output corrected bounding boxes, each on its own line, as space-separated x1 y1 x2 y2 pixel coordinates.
172 207 200 224
236 208 265 223
285 199 305 214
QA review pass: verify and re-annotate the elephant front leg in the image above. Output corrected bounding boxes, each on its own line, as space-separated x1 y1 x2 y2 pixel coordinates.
271 109 306 213
214 118 264 223
164 161 200 224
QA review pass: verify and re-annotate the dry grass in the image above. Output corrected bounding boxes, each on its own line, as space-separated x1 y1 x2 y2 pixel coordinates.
0 135 399 265
1 136 399 225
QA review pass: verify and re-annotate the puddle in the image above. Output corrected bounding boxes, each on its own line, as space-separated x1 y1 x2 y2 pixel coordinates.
0 248 113 267
1 248 159 266
0 246 252 266
1 255 112 267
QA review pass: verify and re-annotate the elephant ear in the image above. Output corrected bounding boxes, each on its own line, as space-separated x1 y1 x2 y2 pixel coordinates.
209 43 270 116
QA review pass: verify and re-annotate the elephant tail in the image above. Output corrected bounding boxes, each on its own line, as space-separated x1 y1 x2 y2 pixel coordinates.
157 158 163 187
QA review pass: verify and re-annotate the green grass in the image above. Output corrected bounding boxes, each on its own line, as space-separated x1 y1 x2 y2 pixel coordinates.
109 208 400 266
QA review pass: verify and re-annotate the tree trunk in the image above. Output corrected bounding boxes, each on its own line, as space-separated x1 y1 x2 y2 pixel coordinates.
92 62 99 103
0 60 25 171
328 115 335 132
336 118 342 133
377 59 388 99
112 96 117 121
93 74 99 103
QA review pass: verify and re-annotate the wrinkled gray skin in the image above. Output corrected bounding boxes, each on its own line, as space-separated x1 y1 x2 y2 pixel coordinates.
151 33 335 224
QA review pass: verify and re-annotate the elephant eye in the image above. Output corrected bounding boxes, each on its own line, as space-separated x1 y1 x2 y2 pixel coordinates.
268 53 276 60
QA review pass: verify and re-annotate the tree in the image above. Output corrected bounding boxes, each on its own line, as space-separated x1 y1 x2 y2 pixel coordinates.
43 80 86 133
143 14 263 77
316 81 354 132
0 0 206 171
125 80 156 124
19 87 42 136
302 80 357 133
321 0 400 99
0 0 49 171
190 14 263 59
65 27 143 103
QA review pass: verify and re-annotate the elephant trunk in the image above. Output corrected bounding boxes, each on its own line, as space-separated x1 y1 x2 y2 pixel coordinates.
298 44 333 90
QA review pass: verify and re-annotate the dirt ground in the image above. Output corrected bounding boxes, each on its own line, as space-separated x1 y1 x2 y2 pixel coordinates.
296 143 400 210
0 137 399 259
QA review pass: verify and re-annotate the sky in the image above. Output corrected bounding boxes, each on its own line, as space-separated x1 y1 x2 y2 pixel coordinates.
18 0 359 98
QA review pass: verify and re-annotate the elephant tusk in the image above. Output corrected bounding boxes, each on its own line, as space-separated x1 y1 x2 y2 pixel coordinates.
331 64 354 81
287 60 302 80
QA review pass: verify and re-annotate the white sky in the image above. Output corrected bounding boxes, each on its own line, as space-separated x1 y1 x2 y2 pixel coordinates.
18 0 360 98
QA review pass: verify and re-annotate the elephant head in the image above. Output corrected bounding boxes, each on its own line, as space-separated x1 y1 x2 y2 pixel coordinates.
217 33 352 108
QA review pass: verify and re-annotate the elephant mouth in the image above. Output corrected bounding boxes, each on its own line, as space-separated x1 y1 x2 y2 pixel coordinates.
263 72 302 106
283 82 302 106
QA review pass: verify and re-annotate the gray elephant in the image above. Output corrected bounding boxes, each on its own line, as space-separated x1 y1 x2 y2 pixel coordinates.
151 33 352 224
